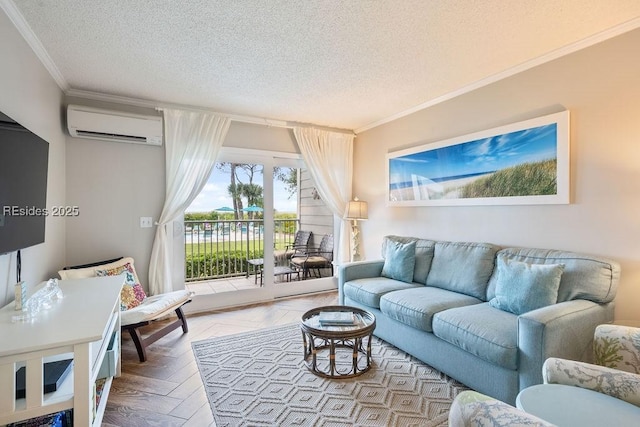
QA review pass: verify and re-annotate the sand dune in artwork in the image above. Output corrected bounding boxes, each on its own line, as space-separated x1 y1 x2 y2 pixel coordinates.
389 172 494 201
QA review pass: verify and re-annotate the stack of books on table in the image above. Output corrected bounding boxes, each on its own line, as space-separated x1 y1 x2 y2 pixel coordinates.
318 311 358 326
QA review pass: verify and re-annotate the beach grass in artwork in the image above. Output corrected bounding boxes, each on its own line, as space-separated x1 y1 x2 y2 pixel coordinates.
458 159 556 198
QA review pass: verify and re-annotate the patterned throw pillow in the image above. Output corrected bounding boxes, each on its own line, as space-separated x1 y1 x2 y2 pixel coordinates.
96 263 147 311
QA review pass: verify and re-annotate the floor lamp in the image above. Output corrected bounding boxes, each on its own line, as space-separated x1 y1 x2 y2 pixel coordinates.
345 198 368 262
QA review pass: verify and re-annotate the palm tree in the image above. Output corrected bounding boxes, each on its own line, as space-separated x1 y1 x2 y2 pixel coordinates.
219 163 298 218
241 183 264 219
228 182 243 219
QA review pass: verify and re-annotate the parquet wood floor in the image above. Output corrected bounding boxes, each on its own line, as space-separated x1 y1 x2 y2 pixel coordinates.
102 291 338 426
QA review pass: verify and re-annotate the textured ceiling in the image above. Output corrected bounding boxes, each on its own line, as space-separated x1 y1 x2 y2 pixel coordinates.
7 1 640 131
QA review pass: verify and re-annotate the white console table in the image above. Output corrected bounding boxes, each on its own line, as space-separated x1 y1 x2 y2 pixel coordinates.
0 276 123 427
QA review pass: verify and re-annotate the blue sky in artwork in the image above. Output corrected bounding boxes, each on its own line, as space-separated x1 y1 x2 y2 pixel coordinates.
389 123 557 185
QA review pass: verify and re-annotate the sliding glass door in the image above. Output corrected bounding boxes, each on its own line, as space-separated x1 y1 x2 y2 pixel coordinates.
183 148 335 311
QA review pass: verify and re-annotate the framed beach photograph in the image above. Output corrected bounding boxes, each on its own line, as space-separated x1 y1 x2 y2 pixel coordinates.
386 111 570 206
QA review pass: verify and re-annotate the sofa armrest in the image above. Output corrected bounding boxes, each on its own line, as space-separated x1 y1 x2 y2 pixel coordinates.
337 260 384 304
448 390 555 427
543 357 640 407
517 299 614 389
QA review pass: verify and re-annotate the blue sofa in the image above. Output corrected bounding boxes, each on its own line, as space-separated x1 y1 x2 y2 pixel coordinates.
338 235 620 404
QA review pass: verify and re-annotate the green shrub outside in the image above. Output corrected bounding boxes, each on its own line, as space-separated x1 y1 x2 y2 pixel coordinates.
184 214 299 280
186 249 264 280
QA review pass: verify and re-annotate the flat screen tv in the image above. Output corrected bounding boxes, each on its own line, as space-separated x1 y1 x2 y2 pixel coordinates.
0 112 49 255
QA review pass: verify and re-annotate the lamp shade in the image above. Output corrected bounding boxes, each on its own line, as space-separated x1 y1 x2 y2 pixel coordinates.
345 199 368 220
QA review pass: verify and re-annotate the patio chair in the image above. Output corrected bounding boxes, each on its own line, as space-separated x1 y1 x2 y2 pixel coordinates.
274 230 312 266
59 257 193 362
290 233 334 279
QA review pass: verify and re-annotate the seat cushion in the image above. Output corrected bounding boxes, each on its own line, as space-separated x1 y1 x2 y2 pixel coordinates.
121 289 193 326
343 278 421 308
433 303 519 370
380 287 482 332
291 256 330 268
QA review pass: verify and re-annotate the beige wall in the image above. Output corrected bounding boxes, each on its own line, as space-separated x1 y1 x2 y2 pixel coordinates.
224 121 299 153
64 136 165 288
0 9 67 304
355 28 640 321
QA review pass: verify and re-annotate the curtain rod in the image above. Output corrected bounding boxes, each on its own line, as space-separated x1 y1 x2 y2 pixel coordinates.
155 106 355 135
155 106 292 129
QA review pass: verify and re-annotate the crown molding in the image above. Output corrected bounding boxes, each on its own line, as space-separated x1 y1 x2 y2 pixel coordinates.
355 16 640 134
0 0 69 91
66 88 354 134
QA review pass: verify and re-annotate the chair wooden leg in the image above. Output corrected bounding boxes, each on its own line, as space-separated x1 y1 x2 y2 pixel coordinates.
127 326 148 363
122 303 191 363
176 306 188 333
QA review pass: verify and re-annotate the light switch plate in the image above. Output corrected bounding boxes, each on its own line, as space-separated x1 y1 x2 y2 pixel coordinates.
140 217 153 228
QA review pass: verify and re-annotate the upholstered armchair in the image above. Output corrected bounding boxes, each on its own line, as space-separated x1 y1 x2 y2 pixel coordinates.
542 324 640 406
448 390 554 427
448 324 640 426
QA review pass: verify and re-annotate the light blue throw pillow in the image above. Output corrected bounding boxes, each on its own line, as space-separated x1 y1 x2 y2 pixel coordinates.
381 240 416 283
489 256 564 315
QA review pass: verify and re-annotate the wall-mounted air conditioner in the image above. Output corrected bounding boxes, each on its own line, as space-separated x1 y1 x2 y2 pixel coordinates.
67 104 163 146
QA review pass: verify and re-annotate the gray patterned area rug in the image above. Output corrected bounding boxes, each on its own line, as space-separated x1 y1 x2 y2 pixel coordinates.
192 323 469 426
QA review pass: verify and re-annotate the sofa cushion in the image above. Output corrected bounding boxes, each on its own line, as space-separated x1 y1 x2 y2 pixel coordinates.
489 256 564 315
343 278 421 308
486 248 620 304
433 303 519 370
380 287 482 332
426 241 499 300
120 289 192 326
381 240 416 283
383 236 436 284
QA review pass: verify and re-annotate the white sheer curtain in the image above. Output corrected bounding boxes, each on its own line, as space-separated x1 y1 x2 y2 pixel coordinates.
149 109 231 295
293 127 354 265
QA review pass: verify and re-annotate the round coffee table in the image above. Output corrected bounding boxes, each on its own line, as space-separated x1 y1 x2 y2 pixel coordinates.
300 305 376 378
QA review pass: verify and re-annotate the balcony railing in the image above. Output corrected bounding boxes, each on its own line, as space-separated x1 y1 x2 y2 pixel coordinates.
185 219 299 281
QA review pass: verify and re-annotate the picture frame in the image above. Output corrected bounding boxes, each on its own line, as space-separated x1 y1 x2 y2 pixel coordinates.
386 111 570 206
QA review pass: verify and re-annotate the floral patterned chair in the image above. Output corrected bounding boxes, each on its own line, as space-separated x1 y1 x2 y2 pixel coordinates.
448 324 640 426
